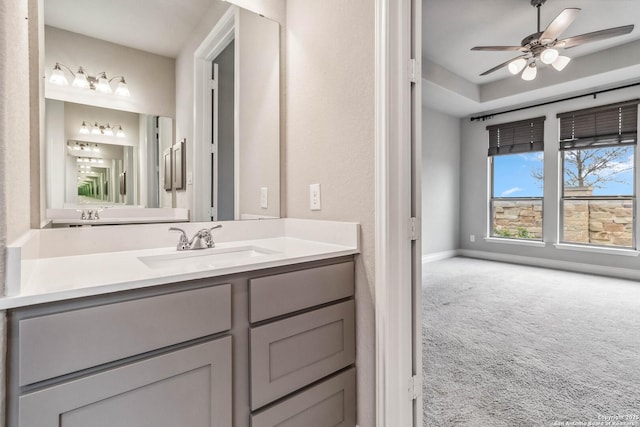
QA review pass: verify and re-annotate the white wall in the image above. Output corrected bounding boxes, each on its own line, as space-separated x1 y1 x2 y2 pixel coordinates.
285 0 375 425
422 107 461 258
44 26 175 118
238 9 280 218
459 86 640 272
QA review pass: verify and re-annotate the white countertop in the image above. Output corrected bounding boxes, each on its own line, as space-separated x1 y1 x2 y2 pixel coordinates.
2 219 360 310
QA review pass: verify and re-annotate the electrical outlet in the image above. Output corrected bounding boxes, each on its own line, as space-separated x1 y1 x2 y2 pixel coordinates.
260 187 268 209
470 234 475 242
309 183 321 210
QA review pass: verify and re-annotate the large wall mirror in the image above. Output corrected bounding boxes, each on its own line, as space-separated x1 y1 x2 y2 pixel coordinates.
41 0 282 226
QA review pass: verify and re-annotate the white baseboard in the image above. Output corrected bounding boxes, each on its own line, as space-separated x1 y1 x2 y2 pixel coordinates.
422 250 459 264
458 249 640 281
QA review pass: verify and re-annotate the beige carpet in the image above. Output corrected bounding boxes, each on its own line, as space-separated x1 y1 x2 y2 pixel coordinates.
422 257 640 427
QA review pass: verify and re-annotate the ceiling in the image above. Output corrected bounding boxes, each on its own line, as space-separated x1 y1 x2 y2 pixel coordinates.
44 0 219 58
422 0 640 116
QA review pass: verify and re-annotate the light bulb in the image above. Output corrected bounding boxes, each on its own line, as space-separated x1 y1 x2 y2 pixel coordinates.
116 125 126 138
115 78 130 97
508 58 527 75
72 67 90 89
91 122 101 135
540 48 559 65
50 63 69 86
79 121 90 134
521 62 537 81
552 55 571 71
103 124 113 136
96 73 112 93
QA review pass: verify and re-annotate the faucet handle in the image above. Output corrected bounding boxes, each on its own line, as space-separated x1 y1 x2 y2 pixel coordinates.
169 227 190 251
209 224 222 232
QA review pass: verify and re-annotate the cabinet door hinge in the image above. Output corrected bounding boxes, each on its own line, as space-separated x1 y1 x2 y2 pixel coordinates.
409 59 418 84
409 217 420 241
409 375 422 400
208 79 217 90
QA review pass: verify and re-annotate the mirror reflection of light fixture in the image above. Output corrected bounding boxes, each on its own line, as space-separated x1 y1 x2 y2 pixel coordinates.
79 121 90 134
79 121 125 137
49 63 130 96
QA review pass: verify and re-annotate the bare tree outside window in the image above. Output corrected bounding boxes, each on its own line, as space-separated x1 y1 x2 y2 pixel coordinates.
531 146 633 191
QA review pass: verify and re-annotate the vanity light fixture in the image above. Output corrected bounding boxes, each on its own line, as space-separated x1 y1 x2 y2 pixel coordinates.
79 121 90 134
49 63 130 96
79 121 125 137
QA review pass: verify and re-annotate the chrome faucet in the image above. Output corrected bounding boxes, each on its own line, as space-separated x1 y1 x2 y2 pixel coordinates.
169 225 223 251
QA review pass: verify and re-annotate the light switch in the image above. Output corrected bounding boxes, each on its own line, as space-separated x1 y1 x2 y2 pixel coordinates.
309 183 321 210
260 187 268 209
187 172 193 185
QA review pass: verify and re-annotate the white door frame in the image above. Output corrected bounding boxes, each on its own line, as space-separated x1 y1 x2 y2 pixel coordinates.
193 7 237 221
375 0 422 426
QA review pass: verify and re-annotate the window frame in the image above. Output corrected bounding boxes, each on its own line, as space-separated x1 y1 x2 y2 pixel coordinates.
489 154 544 241
486 116 546 242
559 145 637 249
557 100 639 250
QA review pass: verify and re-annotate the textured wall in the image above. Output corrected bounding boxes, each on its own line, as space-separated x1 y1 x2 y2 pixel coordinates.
285 0 375 424
1 0 33 423
422 107 461 257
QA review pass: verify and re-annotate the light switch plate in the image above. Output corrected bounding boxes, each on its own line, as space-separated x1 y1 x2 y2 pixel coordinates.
310 183 321 210
260 187 268 209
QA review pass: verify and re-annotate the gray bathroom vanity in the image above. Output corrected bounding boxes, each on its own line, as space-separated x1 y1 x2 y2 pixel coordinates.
7 258 356 427
2 219 359 427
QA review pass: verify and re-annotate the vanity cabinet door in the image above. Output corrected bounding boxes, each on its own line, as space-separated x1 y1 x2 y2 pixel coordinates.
18 336 232 427
250 300 355 410
251 368 356 427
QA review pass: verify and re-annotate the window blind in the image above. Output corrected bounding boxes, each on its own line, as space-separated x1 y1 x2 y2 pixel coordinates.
557 100 639 150
487 116 545 156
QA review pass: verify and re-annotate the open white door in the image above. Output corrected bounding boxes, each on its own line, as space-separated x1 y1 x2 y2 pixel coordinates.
375 0 422 425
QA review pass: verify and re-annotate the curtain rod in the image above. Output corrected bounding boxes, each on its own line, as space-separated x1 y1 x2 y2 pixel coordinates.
469 81 640 122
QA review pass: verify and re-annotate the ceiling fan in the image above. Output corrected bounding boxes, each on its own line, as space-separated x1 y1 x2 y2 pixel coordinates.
472 0 634 80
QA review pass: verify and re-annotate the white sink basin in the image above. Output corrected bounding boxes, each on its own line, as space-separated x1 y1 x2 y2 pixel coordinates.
138 245 279 270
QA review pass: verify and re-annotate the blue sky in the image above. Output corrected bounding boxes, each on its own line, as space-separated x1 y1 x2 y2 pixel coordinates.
493 153 544 198
493 149 634 198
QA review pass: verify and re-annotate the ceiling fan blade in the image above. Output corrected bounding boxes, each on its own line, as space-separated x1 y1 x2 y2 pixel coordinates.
558 24 634 49
479 55 526 76
471 46 524 51
540 8 581 43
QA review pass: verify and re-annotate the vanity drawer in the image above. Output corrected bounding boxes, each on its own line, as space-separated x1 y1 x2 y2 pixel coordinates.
18 284 231 386
251 368 356 427
249 261 354 323
250 300 355 410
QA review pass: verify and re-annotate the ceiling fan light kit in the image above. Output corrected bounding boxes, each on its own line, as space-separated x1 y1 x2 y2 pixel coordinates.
472 0 634 81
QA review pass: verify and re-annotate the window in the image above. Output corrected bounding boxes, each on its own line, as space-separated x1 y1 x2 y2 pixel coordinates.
558 100 638 248
487 117 545 241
